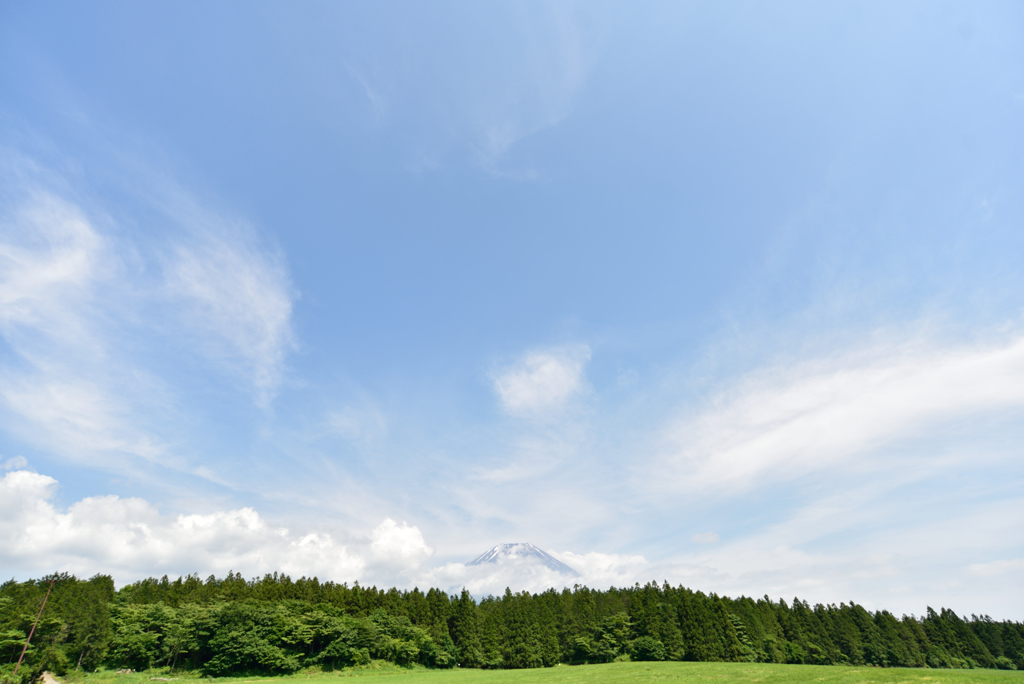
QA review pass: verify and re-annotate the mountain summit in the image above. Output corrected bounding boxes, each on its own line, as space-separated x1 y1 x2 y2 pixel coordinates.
468 543 579 576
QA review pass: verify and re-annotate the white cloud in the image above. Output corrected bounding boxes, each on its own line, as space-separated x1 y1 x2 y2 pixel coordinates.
0 468 363 583
0 191 104 344
644 481 1024 619
9 462 1018 617
0 466 651 597
3 455 28 470
370 518 433 569
0 376 164 461
661 334 1024 492
422 562 571 596
968 558 1024 577
601 330 1024 618
0 467 464 590
493 345 590 415
0 153 298 468
419 548 647 597
0 189 167 462
469 3 605 166
165 226 295 405
555 550 649 588
143 171 298 403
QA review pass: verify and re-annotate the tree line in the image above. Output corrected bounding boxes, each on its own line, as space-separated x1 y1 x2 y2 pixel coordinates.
1 572 1021 681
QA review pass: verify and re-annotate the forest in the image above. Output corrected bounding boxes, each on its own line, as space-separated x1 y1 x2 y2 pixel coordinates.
1 572 1021 683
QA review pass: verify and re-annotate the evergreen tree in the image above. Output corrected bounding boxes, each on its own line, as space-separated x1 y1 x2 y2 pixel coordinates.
3 572 1023 674
476 598 503 668
447 589 481 666
499 590 542 669
677 590 718 661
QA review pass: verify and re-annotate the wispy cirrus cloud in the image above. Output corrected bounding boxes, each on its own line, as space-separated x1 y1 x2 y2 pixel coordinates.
337 2 607 174
0 375 165 462
0 149 297 468
660 332 1024 493
165 223 296 405
0 186 166 462
0 190 104 344
622 328 1024 617
469 3 602 167
650 482 1024 618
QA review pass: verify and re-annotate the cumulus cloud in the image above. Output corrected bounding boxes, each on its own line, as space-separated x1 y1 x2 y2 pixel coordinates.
0 467 650 596
0 468 363 583
370 518 433 569
554 550 649 588
493 345 590 415
661 334 1024 492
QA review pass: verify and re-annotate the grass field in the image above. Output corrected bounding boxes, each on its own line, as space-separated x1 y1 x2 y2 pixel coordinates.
60 662 1024 684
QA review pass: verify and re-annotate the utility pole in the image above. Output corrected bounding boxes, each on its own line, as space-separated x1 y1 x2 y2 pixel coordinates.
13 578 56 678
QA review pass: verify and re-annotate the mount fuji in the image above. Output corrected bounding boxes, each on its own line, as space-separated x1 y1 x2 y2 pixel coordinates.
468 543 579 576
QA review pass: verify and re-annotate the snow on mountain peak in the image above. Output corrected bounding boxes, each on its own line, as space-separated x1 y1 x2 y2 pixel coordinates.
468 542 579 576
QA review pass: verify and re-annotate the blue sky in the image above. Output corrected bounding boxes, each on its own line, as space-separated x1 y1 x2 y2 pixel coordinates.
1 1 1023 618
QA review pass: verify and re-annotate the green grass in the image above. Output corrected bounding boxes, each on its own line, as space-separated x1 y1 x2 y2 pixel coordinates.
61 662 1024 684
